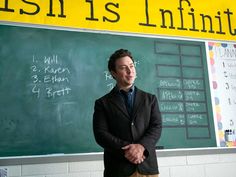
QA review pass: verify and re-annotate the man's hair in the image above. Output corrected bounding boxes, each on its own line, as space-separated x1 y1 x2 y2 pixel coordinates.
108 49 134 72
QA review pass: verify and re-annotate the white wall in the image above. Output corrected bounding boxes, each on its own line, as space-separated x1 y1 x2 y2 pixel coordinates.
159 153 236 177
1 148 236 177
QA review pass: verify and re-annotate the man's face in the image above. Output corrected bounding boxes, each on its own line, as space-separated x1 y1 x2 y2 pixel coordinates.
111 56 136 89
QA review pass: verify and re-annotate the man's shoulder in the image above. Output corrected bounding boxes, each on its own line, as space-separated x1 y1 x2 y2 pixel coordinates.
96 88 116 102
135 87 156 98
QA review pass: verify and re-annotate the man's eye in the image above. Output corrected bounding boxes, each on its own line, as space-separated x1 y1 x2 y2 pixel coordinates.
119 66 127 70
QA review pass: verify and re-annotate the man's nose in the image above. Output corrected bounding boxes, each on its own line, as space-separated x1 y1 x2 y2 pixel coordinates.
126 67 131 73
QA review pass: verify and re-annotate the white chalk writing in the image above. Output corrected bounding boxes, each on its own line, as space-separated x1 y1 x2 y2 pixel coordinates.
30 54 72 99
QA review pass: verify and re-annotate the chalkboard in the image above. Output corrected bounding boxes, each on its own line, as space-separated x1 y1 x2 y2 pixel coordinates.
0 24 216 157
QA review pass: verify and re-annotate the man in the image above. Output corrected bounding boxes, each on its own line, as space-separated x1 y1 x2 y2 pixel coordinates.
93 49 162 177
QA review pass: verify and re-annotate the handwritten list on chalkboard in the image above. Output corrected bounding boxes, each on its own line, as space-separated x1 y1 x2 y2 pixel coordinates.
208 42 236 147
29 55 72 99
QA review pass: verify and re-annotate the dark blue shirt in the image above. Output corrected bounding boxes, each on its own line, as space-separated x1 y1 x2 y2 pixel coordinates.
117 85 136 115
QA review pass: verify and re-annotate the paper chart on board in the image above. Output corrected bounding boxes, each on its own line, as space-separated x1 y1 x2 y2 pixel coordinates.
207 42 236 147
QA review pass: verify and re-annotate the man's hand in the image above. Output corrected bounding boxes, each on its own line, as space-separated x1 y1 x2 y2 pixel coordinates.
122 144 146 164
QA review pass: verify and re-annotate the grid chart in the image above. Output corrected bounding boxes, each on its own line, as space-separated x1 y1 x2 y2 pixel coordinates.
155 41 211 139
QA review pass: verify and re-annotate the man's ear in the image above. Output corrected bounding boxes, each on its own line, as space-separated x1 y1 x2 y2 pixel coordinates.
110 70 116 79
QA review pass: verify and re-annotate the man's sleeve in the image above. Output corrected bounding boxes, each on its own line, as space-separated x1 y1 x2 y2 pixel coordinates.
93 99 130 150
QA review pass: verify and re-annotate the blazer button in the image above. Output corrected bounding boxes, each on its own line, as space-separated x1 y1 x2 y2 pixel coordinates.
131 122 134 126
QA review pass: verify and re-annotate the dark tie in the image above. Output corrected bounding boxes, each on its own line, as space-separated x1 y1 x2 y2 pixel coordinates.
121 90 132 115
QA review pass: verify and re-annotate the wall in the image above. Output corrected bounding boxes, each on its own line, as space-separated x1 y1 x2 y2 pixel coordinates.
1 148 236 177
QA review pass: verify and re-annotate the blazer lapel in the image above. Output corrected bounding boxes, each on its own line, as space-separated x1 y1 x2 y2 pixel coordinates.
107 87 144 120
108 90 130 119
132 88 144 119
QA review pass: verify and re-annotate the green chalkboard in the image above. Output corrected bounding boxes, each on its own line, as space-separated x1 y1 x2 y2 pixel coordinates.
0 24 216 157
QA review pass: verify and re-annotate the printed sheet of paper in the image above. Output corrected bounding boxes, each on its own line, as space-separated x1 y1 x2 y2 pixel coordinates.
207 42 236 147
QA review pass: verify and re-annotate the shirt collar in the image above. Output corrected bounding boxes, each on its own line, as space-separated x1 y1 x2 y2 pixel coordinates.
115 85 135 94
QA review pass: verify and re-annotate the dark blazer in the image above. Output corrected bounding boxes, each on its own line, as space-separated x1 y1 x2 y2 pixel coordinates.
93 86 162 177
